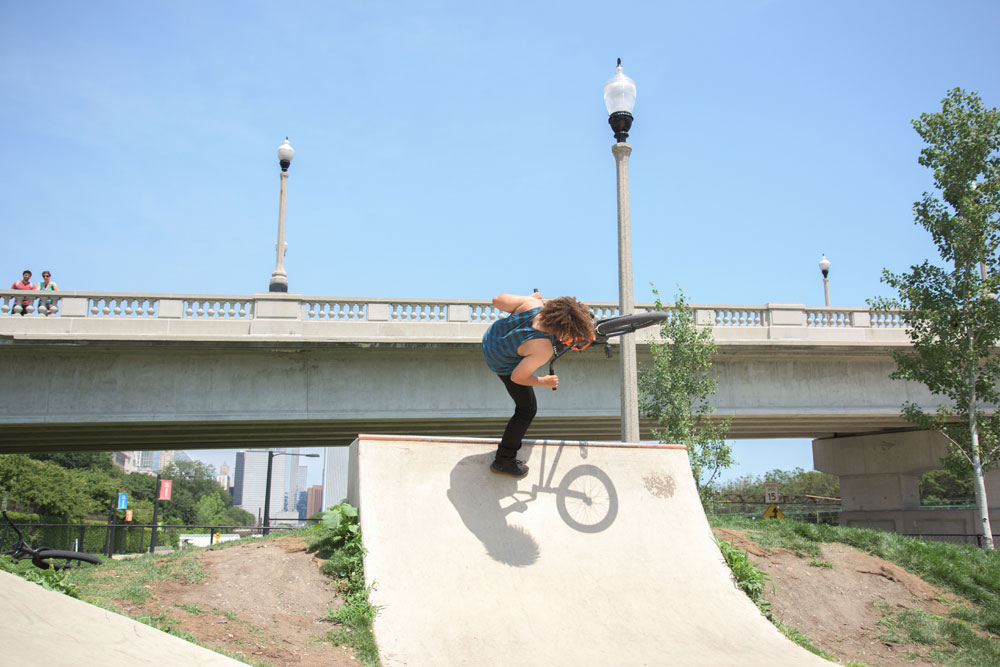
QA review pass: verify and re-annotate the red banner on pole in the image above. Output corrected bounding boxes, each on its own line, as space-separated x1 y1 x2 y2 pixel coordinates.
159 479 172 500
125 509 133 522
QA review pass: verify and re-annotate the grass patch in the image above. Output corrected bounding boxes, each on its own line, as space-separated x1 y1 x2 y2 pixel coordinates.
875 600 1000 666
177 603 204 614
711 515 1000 664
808 558 833 569
309 503 382 667
65 548 207 608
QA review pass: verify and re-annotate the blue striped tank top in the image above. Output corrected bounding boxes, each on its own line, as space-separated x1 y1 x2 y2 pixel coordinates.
481 307 549 375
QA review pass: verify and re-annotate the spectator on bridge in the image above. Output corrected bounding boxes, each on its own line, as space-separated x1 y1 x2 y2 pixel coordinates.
10 269 37 315
482 291 594 477
38 270 58 315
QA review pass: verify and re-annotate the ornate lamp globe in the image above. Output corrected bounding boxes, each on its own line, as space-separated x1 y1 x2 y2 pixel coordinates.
277 138 295 172
819 255 831 278
603 59 637 143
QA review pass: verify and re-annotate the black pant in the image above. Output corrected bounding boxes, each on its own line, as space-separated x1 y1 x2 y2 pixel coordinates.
496 374 537 461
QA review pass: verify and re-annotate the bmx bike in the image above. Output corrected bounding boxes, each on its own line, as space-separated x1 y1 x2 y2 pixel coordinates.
1 511 103 570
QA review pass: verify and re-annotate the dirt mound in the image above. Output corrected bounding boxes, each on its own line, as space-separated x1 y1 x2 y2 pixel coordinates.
130 536 356 666
119 529 962 666
714 528 960 667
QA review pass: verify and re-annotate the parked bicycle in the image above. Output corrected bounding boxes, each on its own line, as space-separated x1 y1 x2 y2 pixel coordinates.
1 511 103 570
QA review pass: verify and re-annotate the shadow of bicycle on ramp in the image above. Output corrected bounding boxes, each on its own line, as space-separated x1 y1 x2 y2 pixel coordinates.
446 443 619 567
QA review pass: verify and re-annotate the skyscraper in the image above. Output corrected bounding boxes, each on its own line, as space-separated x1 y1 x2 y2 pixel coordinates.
322 446 350 510
285 447 300 511
233 450 287 525
306 485 324 518
295 465 308 518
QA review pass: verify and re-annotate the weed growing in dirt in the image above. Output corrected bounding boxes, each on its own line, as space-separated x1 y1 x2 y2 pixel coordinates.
0 554 81 598
711 515 1000 663
715 537 771 614
714 537 848 662
808 558 833 569
309 502 381 667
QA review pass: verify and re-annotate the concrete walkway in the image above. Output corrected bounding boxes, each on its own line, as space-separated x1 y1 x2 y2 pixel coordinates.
349 434 834 666
0 570 243 666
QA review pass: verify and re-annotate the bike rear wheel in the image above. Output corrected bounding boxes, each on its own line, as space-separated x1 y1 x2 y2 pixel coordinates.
33 549 103 569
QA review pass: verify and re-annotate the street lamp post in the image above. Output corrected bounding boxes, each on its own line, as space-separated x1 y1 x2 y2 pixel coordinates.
604 59 639 443
248 449 319 535
269 138 295 292
819 254 831 307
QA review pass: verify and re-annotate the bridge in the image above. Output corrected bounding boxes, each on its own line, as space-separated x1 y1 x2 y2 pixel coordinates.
2 289 996 538
1 289 926 450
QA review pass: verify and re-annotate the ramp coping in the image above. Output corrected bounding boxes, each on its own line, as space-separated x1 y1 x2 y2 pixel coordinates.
357 433 686 449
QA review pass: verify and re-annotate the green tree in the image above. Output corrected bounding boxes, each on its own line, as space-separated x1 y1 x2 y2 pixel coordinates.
195 493 228 526
28 451 114 472
159 460 223 525
158 460 252 526
717 468 840 500
0 455 92 518
638 287 733 508
920 467 975 505
871 88 1000 549
221 505 255 526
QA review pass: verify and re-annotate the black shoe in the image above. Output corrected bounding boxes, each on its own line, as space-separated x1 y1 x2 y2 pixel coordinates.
490 458 529 477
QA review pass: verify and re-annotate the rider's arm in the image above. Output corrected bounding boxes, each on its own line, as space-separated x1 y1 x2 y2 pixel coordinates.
510 338 558 388
493 293 542 314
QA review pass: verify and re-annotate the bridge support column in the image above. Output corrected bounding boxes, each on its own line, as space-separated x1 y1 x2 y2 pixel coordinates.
813 431 960 534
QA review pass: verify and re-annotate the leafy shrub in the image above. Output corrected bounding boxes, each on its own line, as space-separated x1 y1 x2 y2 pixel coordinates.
716 537 771 615
0 554 81 598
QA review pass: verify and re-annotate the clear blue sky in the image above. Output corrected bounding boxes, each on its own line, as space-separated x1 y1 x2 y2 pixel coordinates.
3 1 998 486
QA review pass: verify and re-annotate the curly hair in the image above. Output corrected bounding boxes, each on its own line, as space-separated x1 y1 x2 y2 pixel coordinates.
537 296 595 341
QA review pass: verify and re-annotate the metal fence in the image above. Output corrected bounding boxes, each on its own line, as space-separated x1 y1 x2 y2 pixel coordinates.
899 533 1000 548
1 519 320 557
711 502 842 525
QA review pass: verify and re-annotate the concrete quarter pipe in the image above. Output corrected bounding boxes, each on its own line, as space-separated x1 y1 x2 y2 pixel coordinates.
348 435 833 666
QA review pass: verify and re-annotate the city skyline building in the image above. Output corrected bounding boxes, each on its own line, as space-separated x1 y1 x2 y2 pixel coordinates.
306 485 324 518
285 447 300 512
232 449 287 525
322 447 349 511
112 450 177 476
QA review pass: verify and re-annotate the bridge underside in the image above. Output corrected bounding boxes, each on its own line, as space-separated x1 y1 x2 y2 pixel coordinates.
0 338 938 454
0 414 915 453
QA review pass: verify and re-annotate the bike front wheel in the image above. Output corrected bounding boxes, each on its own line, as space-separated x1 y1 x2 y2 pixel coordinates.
595 311 671 339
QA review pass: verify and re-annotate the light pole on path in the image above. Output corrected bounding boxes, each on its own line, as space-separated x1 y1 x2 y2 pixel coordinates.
604 58 639 443
248 449 319 535
819 254 831 307
269 138 295 292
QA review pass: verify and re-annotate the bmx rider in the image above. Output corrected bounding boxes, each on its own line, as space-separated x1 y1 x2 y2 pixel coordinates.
481 291 595 477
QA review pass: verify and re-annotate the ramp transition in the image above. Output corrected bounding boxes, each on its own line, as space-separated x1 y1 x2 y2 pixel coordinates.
348 434 833 666
0 570 243 665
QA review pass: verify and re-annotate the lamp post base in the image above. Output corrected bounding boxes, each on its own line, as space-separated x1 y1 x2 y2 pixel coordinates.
268 282 289 293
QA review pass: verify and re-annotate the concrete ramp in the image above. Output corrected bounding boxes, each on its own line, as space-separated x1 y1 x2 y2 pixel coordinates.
348 435 832 666
0 571 243 666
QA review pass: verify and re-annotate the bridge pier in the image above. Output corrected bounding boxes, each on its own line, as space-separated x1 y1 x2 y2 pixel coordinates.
813 431 1000 542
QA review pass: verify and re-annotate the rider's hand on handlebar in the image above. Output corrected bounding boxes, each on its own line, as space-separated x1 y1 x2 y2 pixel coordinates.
538 374 558 389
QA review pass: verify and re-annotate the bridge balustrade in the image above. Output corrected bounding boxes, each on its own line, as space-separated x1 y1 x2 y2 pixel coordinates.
1 290 906 342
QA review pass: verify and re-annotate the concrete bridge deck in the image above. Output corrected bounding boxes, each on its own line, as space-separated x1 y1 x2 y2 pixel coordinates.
0 290 934 452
